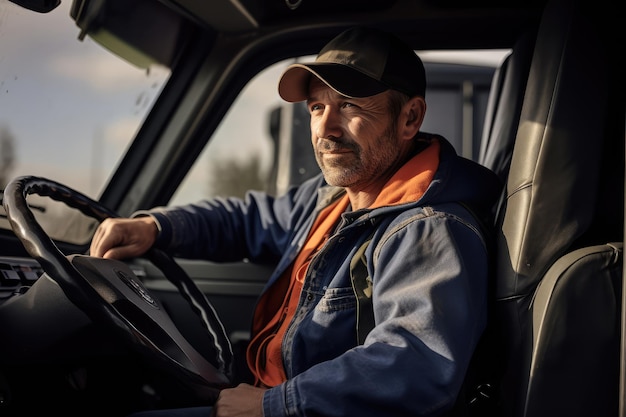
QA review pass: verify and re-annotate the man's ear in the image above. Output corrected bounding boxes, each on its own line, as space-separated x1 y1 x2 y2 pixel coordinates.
400 96 426 140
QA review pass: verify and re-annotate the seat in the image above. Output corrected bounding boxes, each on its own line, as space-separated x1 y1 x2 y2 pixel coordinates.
478 30 535 184
493 0 626 415
525 243 623 416
453 27 536 417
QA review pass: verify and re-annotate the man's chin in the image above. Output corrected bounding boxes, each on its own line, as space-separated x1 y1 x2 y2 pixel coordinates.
320 170 357 188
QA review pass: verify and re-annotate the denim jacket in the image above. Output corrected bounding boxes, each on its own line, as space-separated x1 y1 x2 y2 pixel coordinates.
148 135 501 417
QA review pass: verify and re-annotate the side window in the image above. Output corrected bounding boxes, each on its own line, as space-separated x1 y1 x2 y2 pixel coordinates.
170 62 289 205
419 49 511 161
171 50 509 205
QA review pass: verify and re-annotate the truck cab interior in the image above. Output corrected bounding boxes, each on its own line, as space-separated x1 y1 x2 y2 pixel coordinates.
0 0 624 416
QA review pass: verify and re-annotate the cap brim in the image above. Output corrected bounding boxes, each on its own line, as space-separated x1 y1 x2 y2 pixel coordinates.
278 63 389 102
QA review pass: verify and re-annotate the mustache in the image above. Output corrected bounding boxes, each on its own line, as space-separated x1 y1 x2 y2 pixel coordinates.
317 138 357 152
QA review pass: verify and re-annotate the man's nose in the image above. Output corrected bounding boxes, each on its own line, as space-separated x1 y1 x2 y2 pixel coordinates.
315 108 342 139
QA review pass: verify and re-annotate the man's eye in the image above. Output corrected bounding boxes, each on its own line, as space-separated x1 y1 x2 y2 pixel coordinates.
342 102 356 109
310 104 322 112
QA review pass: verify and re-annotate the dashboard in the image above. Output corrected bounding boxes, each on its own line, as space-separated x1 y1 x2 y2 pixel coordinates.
0 256 44 299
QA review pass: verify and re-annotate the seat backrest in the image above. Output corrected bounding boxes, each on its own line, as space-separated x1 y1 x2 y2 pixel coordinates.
493 0 625 415
451 27 536 416
478 30 535 184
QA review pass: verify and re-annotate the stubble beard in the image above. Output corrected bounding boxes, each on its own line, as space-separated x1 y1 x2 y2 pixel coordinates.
316 121 400 188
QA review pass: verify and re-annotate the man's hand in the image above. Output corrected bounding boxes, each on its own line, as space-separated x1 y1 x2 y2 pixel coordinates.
90 216 159 259
212 383 266 417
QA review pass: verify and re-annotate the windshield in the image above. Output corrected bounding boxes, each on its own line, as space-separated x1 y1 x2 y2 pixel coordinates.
0 0 170 243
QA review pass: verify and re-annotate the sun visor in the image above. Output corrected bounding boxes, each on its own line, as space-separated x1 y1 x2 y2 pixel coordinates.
70 0 195 69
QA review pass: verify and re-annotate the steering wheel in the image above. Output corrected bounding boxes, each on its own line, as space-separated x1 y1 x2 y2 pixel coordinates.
2 175 233 401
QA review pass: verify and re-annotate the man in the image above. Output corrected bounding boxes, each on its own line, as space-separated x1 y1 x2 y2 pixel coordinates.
91 27 501 417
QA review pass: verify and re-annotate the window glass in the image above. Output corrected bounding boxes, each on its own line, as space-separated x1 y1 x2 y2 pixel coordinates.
0 0 170 243
170 62 288 205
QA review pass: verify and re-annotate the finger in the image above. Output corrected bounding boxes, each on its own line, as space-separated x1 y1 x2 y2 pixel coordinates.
91 220 126 258
89 226 107 257
102 243 140 260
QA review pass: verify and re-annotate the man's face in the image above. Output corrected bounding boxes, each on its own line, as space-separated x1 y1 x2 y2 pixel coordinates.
306 78 404 191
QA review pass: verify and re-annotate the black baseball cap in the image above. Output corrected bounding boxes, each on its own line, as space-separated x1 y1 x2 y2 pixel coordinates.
278 27 426 103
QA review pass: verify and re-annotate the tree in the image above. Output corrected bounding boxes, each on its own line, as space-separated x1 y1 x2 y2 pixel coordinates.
208 154 269 199
0 125 16 188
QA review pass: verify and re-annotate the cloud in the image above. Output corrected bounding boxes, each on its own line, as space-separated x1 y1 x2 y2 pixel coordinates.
105 116 141 149
1 1 169 94
49 47 169 92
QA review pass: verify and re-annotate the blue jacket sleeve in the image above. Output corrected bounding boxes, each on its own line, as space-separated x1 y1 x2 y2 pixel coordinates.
142 175 325 262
